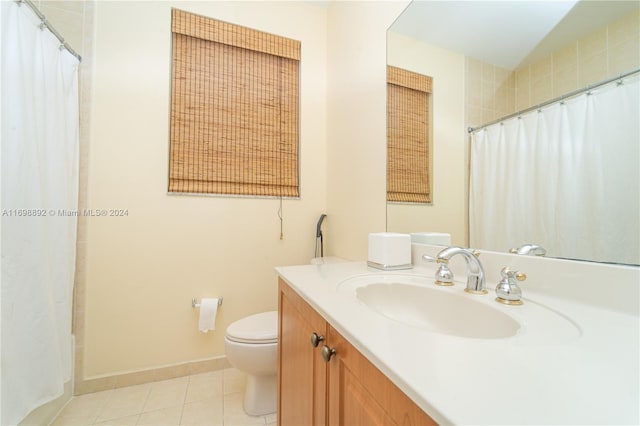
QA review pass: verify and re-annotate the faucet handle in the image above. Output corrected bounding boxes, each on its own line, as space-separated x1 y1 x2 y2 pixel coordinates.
500 267 526 281
422 254 454 286
510 244 546 256
495 267 526 305
421 254 437 263
434 263 454 286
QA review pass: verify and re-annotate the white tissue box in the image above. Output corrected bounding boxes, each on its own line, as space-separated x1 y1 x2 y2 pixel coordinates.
410 232 451 246
367 232 412 270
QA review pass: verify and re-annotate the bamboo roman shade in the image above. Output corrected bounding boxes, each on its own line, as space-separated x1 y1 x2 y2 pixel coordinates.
169 9 300 197
387 66 433 203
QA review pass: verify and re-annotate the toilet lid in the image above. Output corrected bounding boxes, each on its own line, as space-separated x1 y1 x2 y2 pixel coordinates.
226 311 278 344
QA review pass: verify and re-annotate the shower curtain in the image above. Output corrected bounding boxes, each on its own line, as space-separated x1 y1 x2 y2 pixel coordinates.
470 74 639 265
1 1 80 424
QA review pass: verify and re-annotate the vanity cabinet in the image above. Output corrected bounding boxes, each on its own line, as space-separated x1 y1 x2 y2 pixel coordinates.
278 277 327 425
278 278 436 425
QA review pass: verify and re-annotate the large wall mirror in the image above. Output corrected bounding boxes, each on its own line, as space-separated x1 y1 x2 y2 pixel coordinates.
387 0 640 265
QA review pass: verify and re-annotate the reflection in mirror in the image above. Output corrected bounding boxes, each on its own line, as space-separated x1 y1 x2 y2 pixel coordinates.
387 0 640 265
387 66 433 204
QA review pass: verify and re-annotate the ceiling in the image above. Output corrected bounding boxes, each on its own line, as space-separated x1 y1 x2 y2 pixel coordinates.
389 0 640 70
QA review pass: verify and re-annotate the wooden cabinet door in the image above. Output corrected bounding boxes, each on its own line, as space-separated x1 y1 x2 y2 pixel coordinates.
278 278 328 425
326 325 437 426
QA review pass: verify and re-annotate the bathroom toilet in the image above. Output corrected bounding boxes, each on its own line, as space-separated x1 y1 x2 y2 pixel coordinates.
224 310 278 416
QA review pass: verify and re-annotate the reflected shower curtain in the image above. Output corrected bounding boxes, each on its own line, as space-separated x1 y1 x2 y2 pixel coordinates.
470 74 639 265
1 1 79 424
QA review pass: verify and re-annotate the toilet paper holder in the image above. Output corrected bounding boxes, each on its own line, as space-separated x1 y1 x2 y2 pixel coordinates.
192 297 223 308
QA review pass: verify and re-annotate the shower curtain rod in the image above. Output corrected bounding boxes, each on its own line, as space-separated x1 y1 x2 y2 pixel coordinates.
14 0 82 62
468 67 640 134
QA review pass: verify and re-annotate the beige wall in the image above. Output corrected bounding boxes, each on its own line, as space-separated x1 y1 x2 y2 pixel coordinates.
385 32 468 246
32 0 86 52
466 9 640 125
82 1 327 380
325 1 410 259
515 9 640 111
466 60 516 128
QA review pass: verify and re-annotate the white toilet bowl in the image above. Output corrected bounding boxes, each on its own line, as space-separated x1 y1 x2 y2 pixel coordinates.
224 311 278 416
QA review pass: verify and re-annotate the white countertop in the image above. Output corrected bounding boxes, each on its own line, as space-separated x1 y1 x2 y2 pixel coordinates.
276 260 640 425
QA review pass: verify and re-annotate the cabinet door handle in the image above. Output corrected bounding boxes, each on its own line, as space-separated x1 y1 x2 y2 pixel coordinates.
321 345 336 362
310 332 324 348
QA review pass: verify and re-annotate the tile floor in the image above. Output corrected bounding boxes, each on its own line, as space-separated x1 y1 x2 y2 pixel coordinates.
51 368 276 426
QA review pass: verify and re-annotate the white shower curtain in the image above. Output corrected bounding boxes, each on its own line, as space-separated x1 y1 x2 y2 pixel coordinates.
1 2 79 424
470 74 639 265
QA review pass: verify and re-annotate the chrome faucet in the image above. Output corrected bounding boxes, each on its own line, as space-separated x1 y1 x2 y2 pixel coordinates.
423 247 487 294
509 243 546 256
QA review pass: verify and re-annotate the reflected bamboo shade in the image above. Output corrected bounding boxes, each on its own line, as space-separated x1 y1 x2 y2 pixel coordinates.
169 9 300 197
387 65 432 203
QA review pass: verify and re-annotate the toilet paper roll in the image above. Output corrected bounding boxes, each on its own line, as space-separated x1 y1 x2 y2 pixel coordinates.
198 298 219 333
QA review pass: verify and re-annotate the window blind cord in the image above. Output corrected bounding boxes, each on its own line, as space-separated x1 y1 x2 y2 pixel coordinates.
278 196 284 240
278 59 284 240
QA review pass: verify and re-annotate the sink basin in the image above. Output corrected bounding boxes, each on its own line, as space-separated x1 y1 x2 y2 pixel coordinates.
338 273 581 343
356 283 519 339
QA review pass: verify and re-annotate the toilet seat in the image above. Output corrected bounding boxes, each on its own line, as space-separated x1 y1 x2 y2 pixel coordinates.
226 311 278 344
